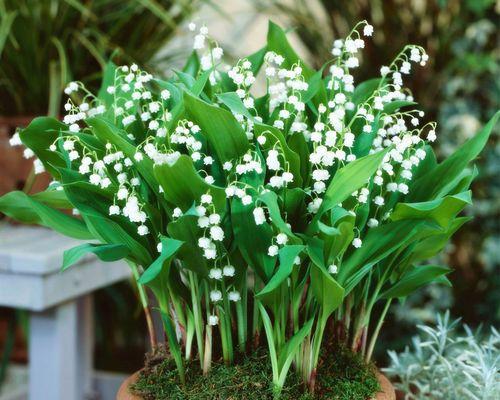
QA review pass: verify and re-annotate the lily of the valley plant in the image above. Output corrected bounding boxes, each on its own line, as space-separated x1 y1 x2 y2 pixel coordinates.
1 21 498 396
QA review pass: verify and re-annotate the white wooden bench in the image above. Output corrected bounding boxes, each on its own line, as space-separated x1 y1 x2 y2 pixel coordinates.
0 226 131 400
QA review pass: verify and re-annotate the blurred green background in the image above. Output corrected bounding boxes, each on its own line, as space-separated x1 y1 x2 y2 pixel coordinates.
0 0 498 385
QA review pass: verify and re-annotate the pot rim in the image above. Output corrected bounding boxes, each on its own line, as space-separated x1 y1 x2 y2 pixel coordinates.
116 369 395 400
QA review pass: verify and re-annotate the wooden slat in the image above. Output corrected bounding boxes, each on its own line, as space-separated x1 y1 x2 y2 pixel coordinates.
0 226 85 274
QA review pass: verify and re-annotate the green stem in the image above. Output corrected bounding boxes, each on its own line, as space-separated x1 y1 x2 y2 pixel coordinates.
236 299 246 351
202 325 212 375
189 272 204 367
365 299 392 362
22 167 36 194
129 261 157 349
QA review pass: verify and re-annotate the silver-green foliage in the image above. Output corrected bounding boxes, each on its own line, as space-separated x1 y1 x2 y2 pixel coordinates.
384 311 500 400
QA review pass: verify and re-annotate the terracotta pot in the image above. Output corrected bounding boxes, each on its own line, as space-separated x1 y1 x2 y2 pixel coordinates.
116 370 395 400
0 115 51 197
116 370 142 400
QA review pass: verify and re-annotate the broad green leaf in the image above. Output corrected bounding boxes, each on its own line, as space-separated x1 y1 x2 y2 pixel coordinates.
287 132 310 185
247 45 268 76
350 78 382 106
83 214 152 267
405 217 471 264
31 189 72 209
391 191 472 228
182 50 200 76
383 100 416 115
266 21 314 79
154 154 225 213
352 114 380 157
0 191 92 240
256 245 304 298
167 213 208 276
310 261 344 320
191 69 211 96
305 236 326 268
412 145 437 182
323 217 355 264
409 111 499 201
217 92 254 120
380 265 452 299
184 91 249 162
231 198 275 281
302 66 327 105
97 61 117 106
254 123 302 187
175 69 197 88
138 237 183 284
338 220 437 291
19 117 67 178
258 191 297 239
62 243 129 271
86 117 162 198
309 148 389 232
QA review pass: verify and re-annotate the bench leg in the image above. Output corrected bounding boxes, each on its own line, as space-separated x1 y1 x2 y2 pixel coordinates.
29 295 94 400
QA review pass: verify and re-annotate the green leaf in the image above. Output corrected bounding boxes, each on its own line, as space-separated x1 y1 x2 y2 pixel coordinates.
86 117 162 197
404 217 471 264
247 45 268 76
391 191 472 228
167 213 208 277
409 111 499 201
19 117 67 178
31 188 72 209
256 245 304 298
62 243 129 272
182 50 200 76
383 100 416 115
288 132 310 185
184 91 249 162
302 66 327 105
138 237 183 285
160 311 186 384
191 69 211 96
258 191 297 239
380 265 452 299
154 155 226 213
97 62 117 107
310 261 344 320
323 217 355 264
217 92 254 120
338 220 438 292
231 198 275 281
83 214 152 267
0 191 92 240
254 123 303 187
307 237 344 317
266 21 314 79
351 78 382 106
309 149 389 232
277 318 314 386
258 303 279 384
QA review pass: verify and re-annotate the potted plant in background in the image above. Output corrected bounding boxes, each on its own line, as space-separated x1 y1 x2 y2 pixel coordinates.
385 311 500 399
0 20 497 399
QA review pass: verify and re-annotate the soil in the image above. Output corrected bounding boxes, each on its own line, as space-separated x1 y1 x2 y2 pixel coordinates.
118 345 394 400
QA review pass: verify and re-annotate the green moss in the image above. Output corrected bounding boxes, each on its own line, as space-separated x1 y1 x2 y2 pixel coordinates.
131 346 379 399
